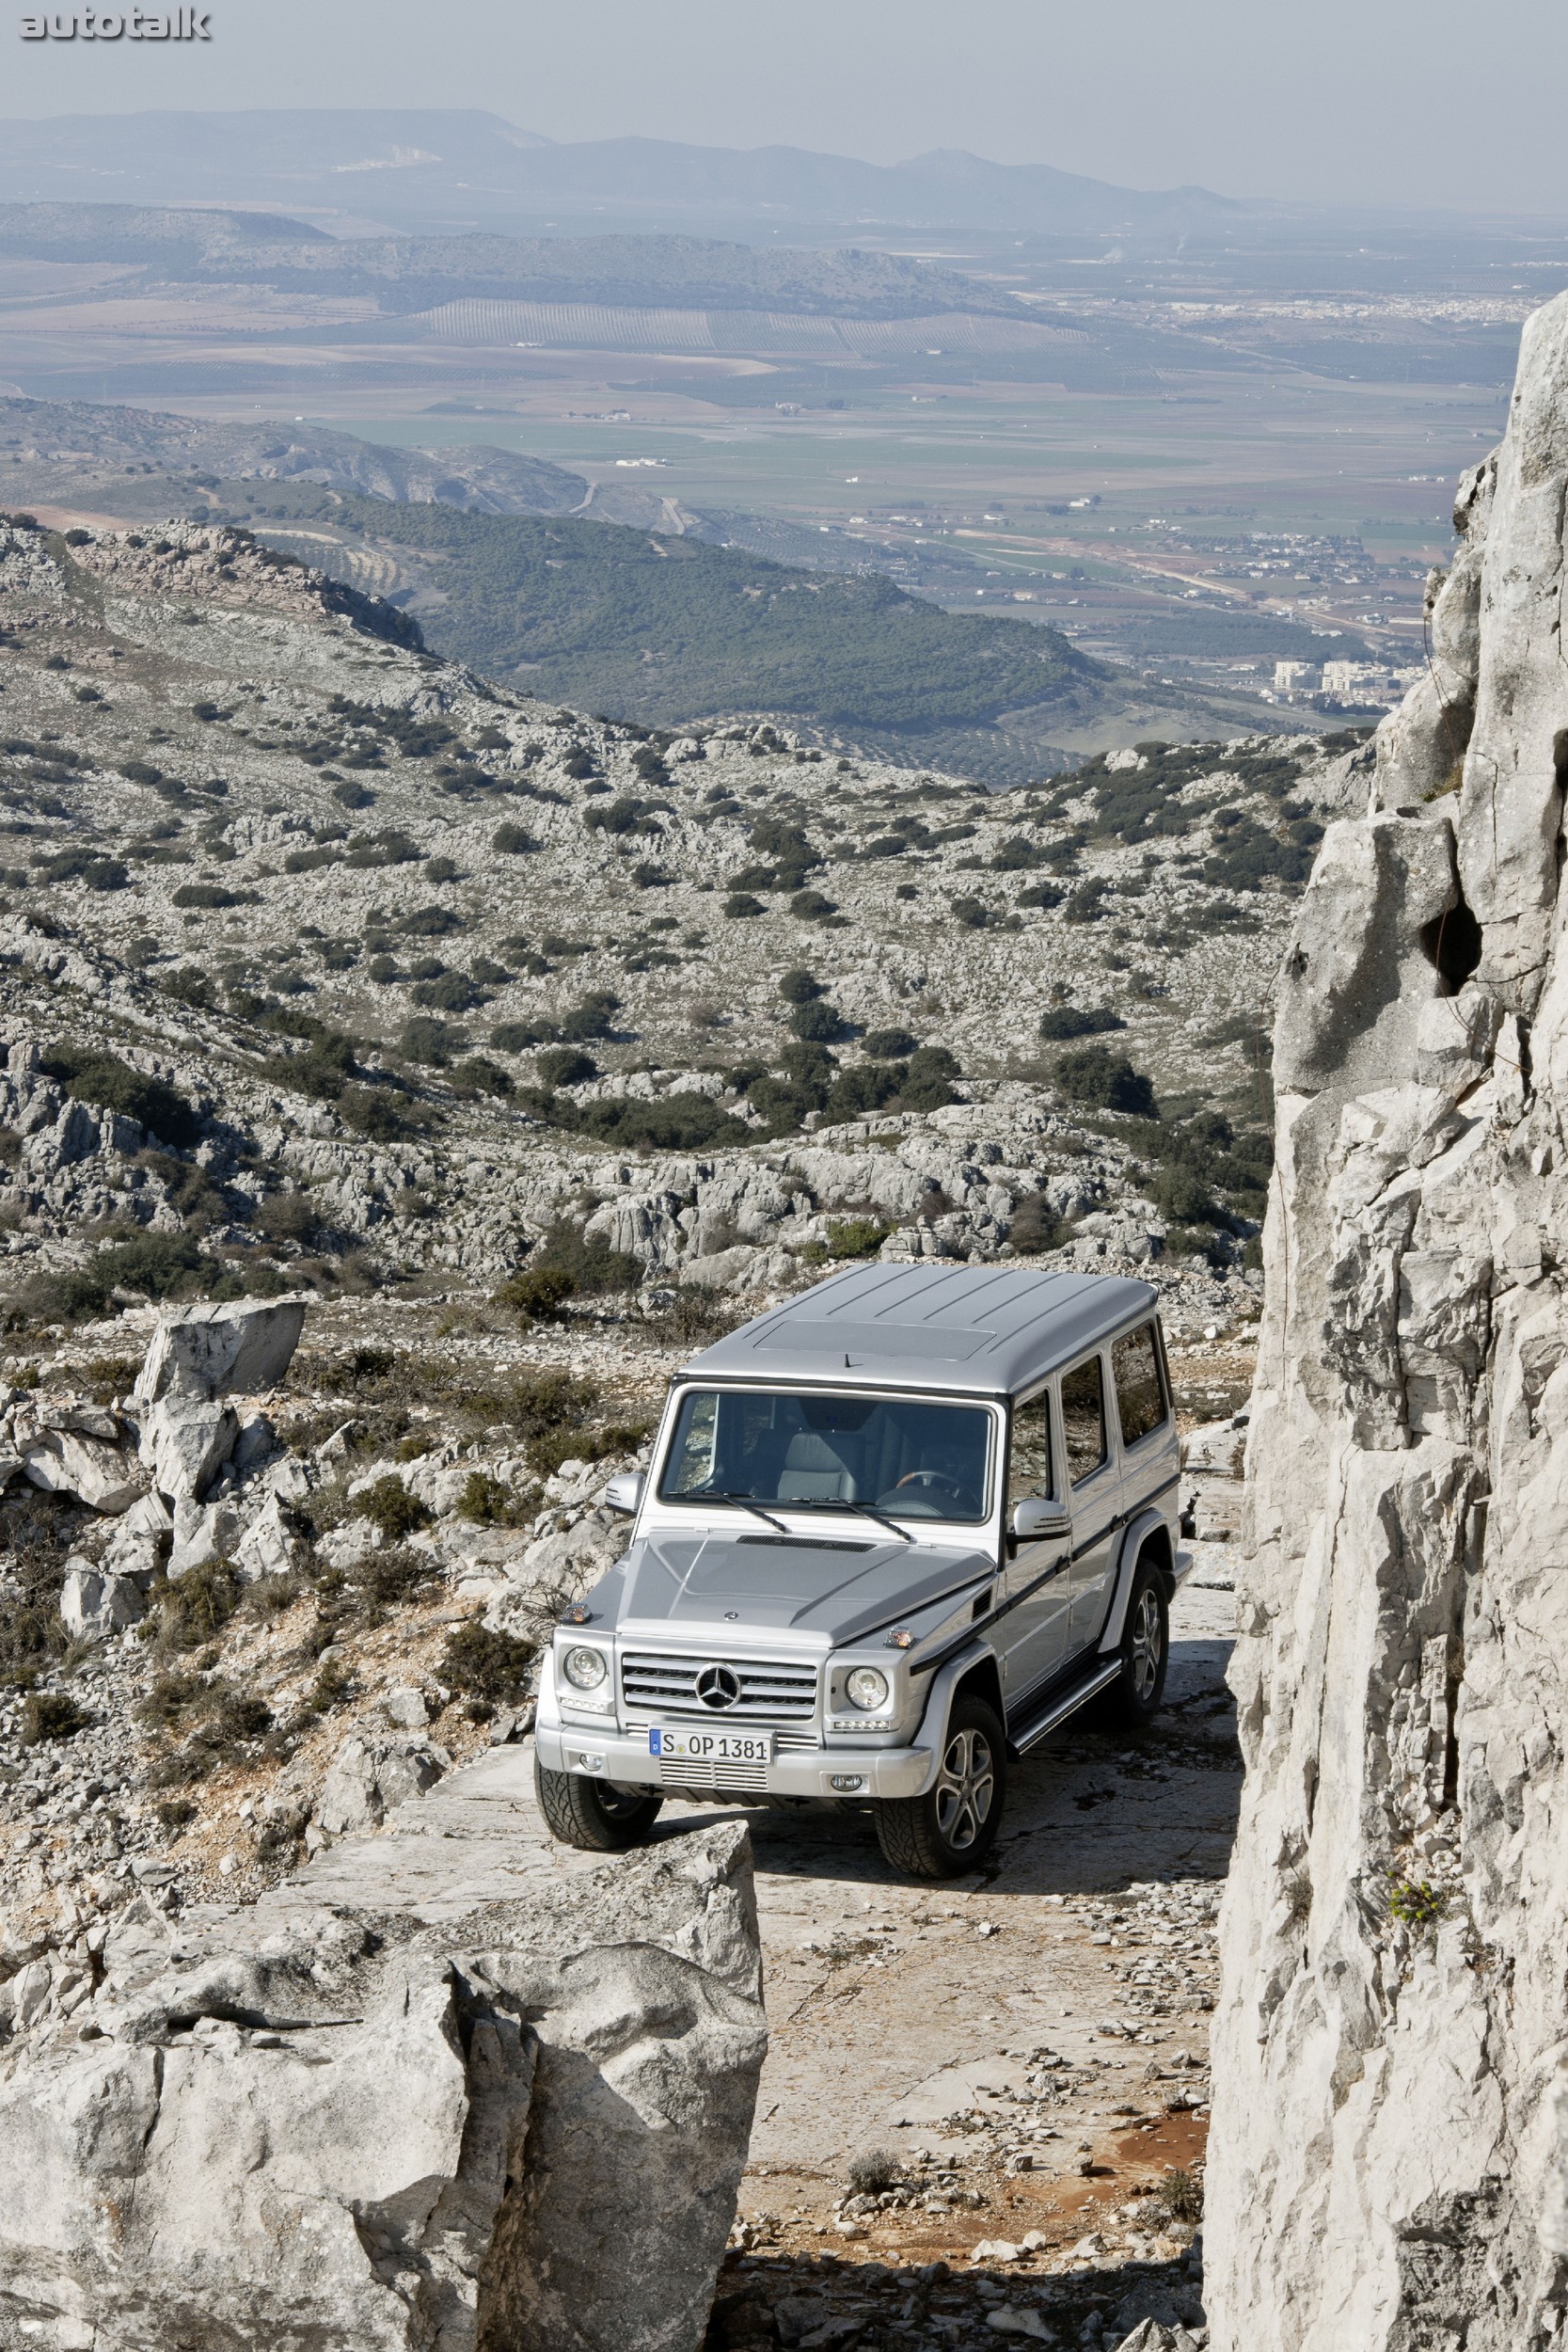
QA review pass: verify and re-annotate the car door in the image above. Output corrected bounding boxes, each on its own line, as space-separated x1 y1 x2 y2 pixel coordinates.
1061 1351 1123 1656
1111 1317 1175 1510
997 1387 1071 1708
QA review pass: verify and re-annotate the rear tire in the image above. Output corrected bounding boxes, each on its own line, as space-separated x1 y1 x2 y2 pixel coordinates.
1099 1561 1169 1727
534 1757 664 1851
874 1694 1006 1880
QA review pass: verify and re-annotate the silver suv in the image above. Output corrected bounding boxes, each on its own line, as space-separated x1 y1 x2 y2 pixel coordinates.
533 1264 1187 1879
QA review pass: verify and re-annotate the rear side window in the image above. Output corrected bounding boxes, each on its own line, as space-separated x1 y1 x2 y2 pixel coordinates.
1113 1322 1168 1448
1008 1392 1053 1501
1060 1357 1107 1485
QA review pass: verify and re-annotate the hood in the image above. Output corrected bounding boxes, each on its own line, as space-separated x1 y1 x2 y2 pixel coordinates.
611 1529 994 1645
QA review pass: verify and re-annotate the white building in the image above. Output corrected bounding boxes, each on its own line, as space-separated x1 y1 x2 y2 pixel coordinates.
1274 660 1318 693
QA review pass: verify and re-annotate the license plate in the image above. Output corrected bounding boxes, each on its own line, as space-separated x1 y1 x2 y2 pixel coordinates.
649 1727 772 1764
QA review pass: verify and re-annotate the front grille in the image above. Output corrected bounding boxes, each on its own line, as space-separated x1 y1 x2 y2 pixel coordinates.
658 1755 771 1792
621 1652 818 1720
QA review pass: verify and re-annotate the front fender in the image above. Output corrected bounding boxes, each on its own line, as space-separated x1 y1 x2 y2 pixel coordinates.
1097 1506 1176 1653
908 1640 1000 1796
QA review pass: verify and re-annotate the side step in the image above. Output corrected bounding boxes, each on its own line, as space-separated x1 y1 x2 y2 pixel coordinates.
1008 1659 1122 1756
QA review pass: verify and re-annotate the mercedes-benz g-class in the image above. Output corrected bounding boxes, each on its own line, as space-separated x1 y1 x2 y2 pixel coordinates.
533 1263 1187 1879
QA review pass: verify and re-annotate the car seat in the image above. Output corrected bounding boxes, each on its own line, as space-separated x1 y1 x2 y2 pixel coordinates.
776 1430 863 1502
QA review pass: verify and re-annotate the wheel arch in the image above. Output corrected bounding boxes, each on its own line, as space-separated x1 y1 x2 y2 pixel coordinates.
1098 1509 1176 1652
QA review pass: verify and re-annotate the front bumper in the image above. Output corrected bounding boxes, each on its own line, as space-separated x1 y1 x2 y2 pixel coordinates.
534 1708 934 1801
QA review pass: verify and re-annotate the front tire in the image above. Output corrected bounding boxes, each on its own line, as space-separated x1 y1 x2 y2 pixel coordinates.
534 1757 664 1851
875 1694 1006 1880
1099 1561 1169 1727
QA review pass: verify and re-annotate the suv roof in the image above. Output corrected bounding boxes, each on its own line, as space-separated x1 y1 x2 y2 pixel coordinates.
679 1263 1159 1400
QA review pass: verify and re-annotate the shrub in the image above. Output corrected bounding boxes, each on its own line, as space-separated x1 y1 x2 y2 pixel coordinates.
825 1216 890 1259
358 1475 434 1542
398 904 466 937
846 2149 900 2195
778 967 823 1005
49 1230 208 1318
1038 1004 1125 1041
1157 2168 1204 2225
789 889 836 920
895 1043 961 1113
332 778 376 809
399 1016 467 1066
258 1191 320 1245
340 1085 408 1139
152 1558 240 1651
40 1046 201 1149
789 999 843 1043
1009 1192 1070 1253
537 1046 597 1089
951 896 990 930
22 1691 87 1745
493 821 537 854
1054 1045 1158 1118
442 1622 535 1704
172 882 248 911
447 1056 515 1099
411 970 487 1013
1017 881 1064 910
509 1364 602 1435
495 1265 576 1322
863 1026 916 1059
1153 1165 1217 1226
557 991 621 1042
725 893 766 920
491 1020 553 1053
425 855 460 885
456 1472 531 1526
164 965 217 1010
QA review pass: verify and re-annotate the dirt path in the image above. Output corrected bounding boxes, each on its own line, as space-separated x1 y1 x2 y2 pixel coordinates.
272 1569 1238 2347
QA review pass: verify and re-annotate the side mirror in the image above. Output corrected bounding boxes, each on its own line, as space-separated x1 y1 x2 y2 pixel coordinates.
1010 1496 1069 1542
604 1470 645 1518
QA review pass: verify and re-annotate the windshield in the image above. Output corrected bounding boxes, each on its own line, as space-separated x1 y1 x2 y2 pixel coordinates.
657 1388 993 1522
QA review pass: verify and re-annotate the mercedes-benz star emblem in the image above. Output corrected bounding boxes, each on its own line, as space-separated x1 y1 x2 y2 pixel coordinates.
696 1664 742 1710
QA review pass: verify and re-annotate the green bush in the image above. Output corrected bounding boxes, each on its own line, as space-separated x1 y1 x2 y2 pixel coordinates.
1017 881 1064 910
725 892 765 920
40 1046 201 1149
49 1230 209 1318
825 1216 890 1259
399 1016 467 1066
1008 1192 1070 1253
151 1558 240 1651
789 999 843 1043
340 1085 409 1139
778 967 823 1005
447 1056 515 1099
537 1047 597 1089
789 889 837 921
456 1471 531 1526
172 882 251 911
411 970 488 1013
22 1691 87 1745
1054 1045 1158 1118
863 1026 916 1059
358 1475 434 1542
441 1622 535 1704
495 1265 576 1322
951 896 990 930
558 991 621 1041
1038 1004 1125 1041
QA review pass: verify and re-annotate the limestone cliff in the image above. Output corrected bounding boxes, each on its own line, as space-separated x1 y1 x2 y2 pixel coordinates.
1208 289 1568 2347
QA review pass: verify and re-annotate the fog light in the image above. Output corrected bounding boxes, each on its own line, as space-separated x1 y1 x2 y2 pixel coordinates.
572 1753 606 1772
830 1773 866 1792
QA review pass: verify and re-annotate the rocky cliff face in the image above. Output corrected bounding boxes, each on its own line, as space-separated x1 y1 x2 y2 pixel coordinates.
1207 289 1568 2347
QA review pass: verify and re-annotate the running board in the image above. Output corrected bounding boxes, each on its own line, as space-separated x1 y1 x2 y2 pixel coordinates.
1008 1660 1122 1756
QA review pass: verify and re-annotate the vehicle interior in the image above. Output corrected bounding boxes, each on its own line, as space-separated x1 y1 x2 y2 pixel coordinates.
658 1386 994 1520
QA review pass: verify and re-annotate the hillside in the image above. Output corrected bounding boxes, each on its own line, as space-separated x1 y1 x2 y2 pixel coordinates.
0 205 1016 319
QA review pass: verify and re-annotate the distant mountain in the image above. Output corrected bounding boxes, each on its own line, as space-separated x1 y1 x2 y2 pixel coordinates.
0 108 1250 239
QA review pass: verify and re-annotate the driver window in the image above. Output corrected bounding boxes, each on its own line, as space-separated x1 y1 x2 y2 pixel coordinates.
1060 1357 1108 1485
1008 1393 1054 1502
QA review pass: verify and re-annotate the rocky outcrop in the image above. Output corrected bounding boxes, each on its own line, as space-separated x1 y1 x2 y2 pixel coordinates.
0 1822 767 2352
1207 288 1568 2346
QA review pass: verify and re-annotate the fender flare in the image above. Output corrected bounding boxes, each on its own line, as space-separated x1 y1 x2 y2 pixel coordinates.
1097 1507 1175 1653
907 1640 1002 1797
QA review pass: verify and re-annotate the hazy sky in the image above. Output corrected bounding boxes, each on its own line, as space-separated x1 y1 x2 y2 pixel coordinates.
10 0 1568 215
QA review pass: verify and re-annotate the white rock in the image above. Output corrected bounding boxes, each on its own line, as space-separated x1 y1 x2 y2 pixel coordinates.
134 1297 307 1406
137 1397 239 1503
60 1560 146 1640
315 1729 451 1836
382 1686 429 1730
232 1493 301 1583
22 1427 145 1514
167 1496 243 1578
1208 294 1568 2351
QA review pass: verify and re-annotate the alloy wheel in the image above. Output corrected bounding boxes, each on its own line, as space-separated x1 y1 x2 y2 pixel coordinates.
1130 1587 1164 1702
933 1725 996 1851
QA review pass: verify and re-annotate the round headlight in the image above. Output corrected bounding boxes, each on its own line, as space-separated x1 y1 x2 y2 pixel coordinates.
846 1666 890 1711
563 1645 608 1691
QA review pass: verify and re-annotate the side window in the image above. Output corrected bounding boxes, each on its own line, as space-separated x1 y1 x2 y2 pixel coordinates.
1008 1393 1053 1502
1113 1322 1168 1449
1060 1357 1107 1485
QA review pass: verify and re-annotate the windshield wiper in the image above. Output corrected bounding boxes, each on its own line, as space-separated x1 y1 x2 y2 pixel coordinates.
712 1491 790 1534
785 1498 915 1543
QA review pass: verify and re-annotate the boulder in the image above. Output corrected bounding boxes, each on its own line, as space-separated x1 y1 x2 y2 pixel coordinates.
134 1297 307 1406
0 1824 767 2352
166 1495 243 1578
59 1560 145 1640
21 1427 146 1514
315 1727 451 1836
137 1397 238 1503
232 1492 302 1582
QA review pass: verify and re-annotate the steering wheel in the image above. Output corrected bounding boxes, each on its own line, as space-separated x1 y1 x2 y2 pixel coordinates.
895 1469 972 1506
